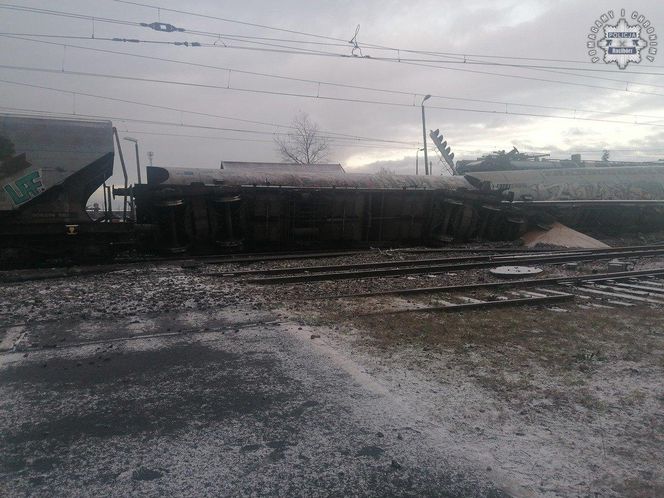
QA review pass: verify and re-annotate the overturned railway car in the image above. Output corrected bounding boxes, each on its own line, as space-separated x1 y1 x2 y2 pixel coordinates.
133 166 518 253
461 154 664 233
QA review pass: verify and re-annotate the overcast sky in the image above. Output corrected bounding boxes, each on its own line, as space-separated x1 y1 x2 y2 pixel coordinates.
2 0 664 193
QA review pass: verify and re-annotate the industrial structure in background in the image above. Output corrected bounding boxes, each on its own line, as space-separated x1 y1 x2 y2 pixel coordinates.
2 113 664 266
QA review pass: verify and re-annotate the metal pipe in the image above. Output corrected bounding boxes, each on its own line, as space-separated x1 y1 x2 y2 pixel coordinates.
112 127 129 221
105 184 113 216
123 136 142 184
102 181 108 220
415 147 424 175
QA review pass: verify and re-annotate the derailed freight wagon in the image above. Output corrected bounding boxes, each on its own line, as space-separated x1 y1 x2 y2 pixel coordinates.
133 166 517 253
0 114 141 264
460 152 664 233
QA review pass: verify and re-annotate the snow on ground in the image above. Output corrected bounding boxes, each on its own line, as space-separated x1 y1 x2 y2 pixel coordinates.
1 257 663 496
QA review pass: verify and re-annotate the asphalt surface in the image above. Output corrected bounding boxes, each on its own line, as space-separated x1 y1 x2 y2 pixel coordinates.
0 307 506 497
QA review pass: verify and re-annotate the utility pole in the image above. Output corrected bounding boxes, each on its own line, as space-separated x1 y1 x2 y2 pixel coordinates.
421 95 431 175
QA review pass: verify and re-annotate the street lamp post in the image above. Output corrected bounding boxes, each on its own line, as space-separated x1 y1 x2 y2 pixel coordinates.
123 137 142 184
421 95 431 175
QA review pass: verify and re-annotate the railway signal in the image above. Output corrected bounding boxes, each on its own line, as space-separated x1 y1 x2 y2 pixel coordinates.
430 129 456 174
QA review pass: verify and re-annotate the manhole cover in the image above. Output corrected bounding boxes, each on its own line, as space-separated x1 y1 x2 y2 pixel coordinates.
489 266 543 278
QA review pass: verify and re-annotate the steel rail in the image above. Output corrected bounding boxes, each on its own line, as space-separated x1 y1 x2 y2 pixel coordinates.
358 293 574 316
399 243 664 254
399 247 564 253
214 244 664 277
311 267 664 299
249 248 664 284
0 250 375 282
213 250 592 277
198 249 375 265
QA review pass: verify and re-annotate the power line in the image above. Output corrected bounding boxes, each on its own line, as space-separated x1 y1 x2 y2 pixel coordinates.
104 1 664 96
4 35 664 124
4 3 664 108
117 131 664 158
110 0 346 43
109 0 664 70
119 130 284 144
0 3 137 27
2 15 664 91
5 31 664 99
98 129 420 150
8 29 664 83
80 124 664 158
0 105 418 150
2 2 664 78
106 0 664 75
4 3 664 89
3 62 664 129
0 78 417 146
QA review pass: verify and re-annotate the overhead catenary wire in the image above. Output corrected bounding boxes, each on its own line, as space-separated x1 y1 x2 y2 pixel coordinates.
93 129 431 150
73 131 664 158
107 0 664 70
3 27 664 95
3 3 664 89
103 2 664 92
4 33 664 102
0 107 658 159
0 77 418 146
98 0 664 90
5 27 664 79
2 62 664 129
0 105 423 150
3 35 664 126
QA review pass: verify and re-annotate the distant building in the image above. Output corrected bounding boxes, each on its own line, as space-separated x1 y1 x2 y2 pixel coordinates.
220 161 345 174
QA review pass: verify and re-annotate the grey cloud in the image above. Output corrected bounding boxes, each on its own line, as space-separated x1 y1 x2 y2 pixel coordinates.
0 0 663 195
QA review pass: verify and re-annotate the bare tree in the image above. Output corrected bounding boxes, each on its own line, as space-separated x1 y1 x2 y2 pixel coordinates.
274 112 329 164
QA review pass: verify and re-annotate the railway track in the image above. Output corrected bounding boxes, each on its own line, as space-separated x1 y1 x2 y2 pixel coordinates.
313 267 664 299
241 247 664 284
353 268 664 315
213 243 664 278
0 249 380 283
0 246 560 283
199 244 664 314
360 293 576 315
213 250 578 277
